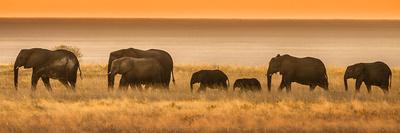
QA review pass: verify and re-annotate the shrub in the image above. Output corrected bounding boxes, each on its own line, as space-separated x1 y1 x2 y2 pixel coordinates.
53 45 83 59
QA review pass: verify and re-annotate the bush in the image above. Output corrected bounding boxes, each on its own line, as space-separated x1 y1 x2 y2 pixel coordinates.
53 45 83 59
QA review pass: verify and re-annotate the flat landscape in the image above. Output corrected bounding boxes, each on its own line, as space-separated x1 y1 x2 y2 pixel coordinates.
0 64 399 132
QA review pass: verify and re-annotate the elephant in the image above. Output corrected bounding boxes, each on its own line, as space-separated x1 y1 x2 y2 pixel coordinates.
266 54 329 92
344 61 392 93
190 70 229 92
107 48 175 90
233 78 262 92
14 48 82 91
109 57 164 90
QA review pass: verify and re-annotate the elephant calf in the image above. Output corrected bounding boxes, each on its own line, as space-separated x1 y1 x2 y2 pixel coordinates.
233 78 262 92
344 61 392 93
190 70 229 92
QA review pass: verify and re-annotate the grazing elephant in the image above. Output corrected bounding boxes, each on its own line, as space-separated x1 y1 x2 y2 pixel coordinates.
190 70 229 92
109 57 164 90
266 54 329 92
107 48 175 90
233 78 262 92
344 62 392 93
14 48 82 91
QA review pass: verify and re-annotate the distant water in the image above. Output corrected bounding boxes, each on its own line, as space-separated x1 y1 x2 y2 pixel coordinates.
0 18 399 66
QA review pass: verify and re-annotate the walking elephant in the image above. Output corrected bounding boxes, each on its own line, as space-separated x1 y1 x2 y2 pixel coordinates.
14 48 82 91
109 57 164 90
233 78 262 92
344 61 392 93
190 70 229 92
266 54 329 92
107 48 175 90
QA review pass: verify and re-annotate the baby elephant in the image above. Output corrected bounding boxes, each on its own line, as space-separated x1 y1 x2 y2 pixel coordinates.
233 78 262 92
344 61 392 93
190 70 229 92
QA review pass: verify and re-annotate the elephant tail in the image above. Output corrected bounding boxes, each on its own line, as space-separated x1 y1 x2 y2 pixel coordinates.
325 73 329 87
389 72 392 90
78 66 83 79
171 69 176 85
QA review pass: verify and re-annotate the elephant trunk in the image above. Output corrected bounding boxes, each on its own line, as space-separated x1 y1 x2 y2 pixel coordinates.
108 70 116 90
14 65 19 90
107 55 116 89
233 82 237 91
344 75 349 91
267 71 272 92
190 77 196 93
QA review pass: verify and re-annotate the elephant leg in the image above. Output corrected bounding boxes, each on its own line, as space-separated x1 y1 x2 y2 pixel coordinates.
119 77 129 90
309 84 317 91
283 76 292 93
222 82 228 92
135 82 143 90
366 85 372 93
381 86 389 94
144 83 151 90
41 77 52 91
130 82 141 91
68 71 77 90
286 83 292 93
59 79 71 90
278 79 285 92
355 79 363 93
129 82 136 90
365 82 372 93
380 82 389 94
31 69 41 91
198 84 206 93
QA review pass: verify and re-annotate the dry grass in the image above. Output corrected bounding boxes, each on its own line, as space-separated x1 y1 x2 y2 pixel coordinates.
0 64 400 132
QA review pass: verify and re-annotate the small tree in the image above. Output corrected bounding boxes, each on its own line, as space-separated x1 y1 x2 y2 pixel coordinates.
53 45 83 59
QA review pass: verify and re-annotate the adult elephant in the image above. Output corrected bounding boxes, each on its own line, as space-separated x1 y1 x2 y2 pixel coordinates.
190 70 229 92
344 62 392 93
108 57 164 90
14 48 82 91
107 48 175 90
266 54 329 92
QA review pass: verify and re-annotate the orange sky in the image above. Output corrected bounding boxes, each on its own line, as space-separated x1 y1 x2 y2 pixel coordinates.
1 0 400 19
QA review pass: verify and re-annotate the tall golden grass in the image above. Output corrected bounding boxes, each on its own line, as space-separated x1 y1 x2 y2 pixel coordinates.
0 64 399 132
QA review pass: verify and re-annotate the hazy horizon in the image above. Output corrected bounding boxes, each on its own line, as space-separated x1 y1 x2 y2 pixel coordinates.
1 18 399 66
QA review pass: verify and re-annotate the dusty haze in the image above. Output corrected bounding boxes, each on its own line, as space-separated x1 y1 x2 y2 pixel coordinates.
0 18 399 66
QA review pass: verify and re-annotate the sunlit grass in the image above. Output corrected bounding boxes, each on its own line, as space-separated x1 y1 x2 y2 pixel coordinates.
0 64 399 132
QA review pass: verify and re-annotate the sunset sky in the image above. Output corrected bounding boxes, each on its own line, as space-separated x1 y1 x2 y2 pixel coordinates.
1 0 400 19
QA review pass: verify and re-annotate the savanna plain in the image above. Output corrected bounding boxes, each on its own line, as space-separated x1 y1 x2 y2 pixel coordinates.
0 64 399 132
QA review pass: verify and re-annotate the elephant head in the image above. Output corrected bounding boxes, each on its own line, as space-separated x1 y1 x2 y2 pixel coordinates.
266 54 284 91
108 58 133 82
14 49 49 90
344 63 364 91
190 71 201 92
233 80 241 91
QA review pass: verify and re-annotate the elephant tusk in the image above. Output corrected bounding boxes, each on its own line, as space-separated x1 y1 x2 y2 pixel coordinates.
108 72 112 75
15 66 20 70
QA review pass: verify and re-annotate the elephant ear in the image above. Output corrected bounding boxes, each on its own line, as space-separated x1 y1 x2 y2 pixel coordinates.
25 51 49 68
354 64 366 78
196 72 204 81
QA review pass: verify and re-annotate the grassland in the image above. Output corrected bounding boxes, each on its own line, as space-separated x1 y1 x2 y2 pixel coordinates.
0 64 399 132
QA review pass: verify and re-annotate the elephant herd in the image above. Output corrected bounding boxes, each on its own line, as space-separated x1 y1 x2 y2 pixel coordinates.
13 48 392 93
